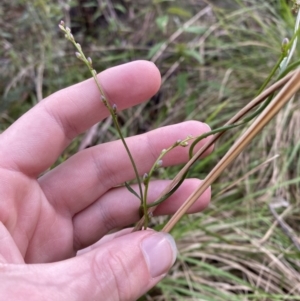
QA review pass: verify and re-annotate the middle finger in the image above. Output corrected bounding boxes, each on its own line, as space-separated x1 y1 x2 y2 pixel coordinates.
39 121 212 214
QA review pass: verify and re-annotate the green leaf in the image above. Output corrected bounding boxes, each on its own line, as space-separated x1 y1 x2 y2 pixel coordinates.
114 3 126 14
167 6 192 18
124 182 141 200
177 72 188 96
82 1 97 8
155 15 169 32
184 49 203 64
185 93 196 116
152 0 174 4
175 43 186 55
182 26 207 34
147 42 164 59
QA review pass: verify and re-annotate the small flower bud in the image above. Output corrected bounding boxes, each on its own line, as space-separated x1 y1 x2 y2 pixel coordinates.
75 52 82 59
101 94 107 103
92 69 97 76
155 160 163 169
60 20 65 26
76 43 81 50
281 37 289 53
180 141 189 147
174 139 182 146
112 104 117 114
66 26 71 33
161 149 167 154
58 24 65 31
143 173 148 184
87 57 92 66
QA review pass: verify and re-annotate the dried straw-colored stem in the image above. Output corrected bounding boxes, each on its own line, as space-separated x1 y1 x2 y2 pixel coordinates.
133 70 296 232
162 69 300 233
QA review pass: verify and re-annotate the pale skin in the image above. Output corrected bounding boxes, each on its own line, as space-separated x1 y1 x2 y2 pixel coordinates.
0 61 212 300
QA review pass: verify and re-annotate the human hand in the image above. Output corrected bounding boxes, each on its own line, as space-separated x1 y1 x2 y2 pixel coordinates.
0 61 212 300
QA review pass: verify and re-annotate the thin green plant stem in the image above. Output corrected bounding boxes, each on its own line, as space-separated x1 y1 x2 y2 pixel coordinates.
146 171 188 208
256 27 300 95
133 69 297 232
59 21 144 204
113 118 144 203
188 93 274 159
280 7 300 71
256 53 286 96
188 32 300 159
141 136 192 228
163 69 300 233
278 58 300 79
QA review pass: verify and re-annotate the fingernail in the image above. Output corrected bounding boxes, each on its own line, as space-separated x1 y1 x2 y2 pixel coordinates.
203 122 211 132
141 232 177 278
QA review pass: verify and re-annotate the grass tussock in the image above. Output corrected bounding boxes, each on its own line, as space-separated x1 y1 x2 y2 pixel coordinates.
1 0 300 300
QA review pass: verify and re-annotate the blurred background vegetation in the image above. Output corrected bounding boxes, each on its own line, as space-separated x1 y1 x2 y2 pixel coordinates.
1 0 300 300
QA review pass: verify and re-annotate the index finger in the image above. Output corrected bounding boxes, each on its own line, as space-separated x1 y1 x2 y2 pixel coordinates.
0 61 161 176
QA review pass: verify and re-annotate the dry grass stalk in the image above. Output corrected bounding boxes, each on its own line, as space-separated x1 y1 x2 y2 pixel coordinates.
163 69 300 232
216 154 280 196
134 70 298 231
269 202 300 251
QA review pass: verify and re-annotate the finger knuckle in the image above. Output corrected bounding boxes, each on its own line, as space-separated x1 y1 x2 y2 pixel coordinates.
92 250 134 301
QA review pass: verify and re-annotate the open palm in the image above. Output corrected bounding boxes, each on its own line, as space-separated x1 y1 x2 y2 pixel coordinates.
0 61 211 300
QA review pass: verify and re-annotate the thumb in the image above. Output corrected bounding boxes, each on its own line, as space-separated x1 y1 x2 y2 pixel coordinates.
1 231 177 301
